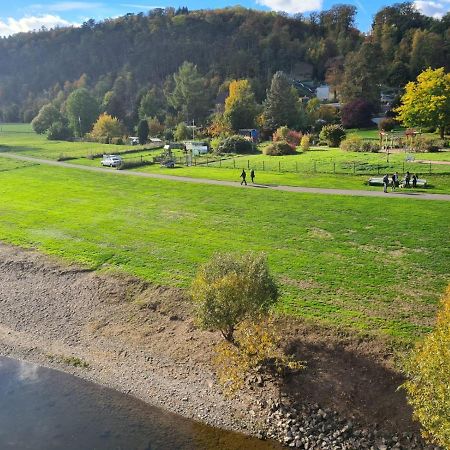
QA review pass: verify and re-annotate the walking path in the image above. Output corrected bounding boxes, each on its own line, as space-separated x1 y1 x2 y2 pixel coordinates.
1 152 450 201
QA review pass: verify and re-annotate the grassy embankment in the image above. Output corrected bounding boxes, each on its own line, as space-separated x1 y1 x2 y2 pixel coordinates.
0 153 448 345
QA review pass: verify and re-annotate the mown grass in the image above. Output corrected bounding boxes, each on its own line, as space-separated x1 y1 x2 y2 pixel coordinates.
0 158 448 344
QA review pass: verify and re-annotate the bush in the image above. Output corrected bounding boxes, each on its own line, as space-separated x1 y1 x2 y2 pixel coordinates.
300 134 310 151
217 135 254 154
47 121 73 141
413 136 443 153
402 286 450 448
214 317 304 394
272 126 289 142
378 118 397 132
190 252 278 343
319 124 346 147
110 137 124 145
340 136 380 153
273 127 302 150
263 141 296 156
341 99 374 128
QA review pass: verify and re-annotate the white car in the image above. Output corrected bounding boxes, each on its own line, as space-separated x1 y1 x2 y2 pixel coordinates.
101 155 122 167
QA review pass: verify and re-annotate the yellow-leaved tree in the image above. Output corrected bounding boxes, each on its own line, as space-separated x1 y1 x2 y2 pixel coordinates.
395 67 450 138
402 285 450 448
223 79 258 132
90 113 123 141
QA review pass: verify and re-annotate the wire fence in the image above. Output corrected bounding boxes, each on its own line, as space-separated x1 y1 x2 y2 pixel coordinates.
191 157 449 175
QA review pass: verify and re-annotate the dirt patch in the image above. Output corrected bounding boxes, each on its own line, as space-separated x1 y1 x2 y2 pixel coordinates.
0 242 426 444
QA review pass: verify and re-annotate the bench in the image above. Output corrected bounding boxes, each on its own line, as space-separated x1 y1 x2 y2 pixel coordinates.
368 177 427 188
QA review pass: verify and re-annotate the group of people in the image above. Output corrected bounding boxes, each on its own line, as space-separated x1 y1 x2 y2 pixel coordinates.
240 169 255 185
382 171 418 193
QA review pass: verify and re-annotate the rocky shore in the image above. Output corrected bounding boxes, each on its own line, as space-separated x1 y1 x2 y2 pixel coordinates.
0 243 437 449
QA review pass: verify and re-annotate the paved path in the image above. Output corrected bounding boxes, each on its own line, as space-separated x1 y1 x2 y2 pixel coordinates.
1 152 450 201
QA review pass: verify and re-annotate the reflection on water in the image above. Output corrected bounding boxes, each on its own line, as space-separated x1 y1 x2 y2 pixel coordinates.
0 356 281 450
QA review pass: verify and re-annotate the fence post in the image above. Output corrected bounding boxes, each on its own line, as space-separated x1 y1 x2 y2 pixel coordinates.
429 162 432 174
279 161 281 172
333 162 336 174
353 162 356 174
233 159 236 169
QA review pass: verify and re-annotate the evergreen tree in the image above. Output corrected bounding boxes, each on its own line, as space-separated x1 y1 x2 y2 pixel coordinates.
167 62 212 123
137 119 149 144
262 71 298 133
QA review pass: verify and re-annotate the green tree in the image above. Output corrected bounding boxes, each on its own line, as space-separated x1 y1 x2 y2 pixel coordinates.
174 122 191 141
137 119 149 144
138 86 165 119
47 121 72 141
340 42 382 107
410 29 444 77
31 104 64 134
262 71 298 133
223 79 258 132
167 62 211 123
190 252 278 343
395 67 450 138
402 286 450 448
66 88 99 137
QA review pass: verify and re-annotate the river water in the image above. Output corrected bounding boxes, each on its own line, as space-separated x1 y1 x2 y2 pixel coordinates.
0 356 281 450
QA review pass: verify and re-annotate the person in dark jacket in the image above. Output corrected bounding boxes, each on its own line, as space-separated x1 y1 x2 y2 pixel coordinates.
383 174 389 193
250 169 255 183
412 173 418 188
240 169 247 185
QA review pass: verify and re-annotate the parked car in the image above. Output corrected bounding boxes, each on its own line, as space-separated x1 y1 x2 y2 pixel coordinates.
101 155 122 167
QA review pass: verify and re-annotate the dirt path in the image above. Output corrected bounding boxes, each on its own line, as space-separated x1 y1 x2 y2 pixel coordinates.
1 152 449 201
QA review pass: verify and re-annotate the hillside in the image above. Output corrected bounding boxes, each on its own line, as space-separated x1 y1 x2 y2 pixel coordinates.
0 4 448 126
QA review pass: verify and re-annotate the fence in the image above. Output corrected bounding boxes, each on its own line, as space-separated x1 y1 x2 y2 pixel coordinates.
197 157 449 176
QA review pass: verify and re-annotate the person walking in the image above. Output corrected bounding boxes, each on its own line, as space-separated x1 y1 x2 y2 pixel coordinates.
412 173 418 188
391 173 396 191
250 169 255 184
382 174 389 193
240 169 247 185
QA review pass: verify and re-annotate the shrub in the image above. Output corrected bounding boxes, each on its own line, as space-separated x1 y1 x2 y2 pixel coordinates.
214 317 304 394
47 121 73 141
402 286 450 448
217 135 254 154
413 136 443 153
272 126 289 142
273 127 302 150
340 136 379 153
378 118 397 132
110 137 124 145
263 141 296 156
300 134 310 151
341 99 374 128
190 252 278 343
319 124 346 147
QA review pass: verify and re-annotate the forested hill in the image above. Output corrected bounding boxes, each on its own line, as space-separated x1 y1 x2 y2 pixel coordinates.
0 3 449 124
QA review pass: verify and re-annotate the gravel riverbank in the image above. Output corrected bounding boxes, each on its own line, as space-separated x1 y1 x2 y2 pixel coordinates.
0 243 437 449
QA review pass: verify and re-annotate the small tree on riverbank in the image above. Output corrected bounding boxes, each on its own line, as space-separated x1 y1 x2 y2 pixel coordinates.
190 252 278 343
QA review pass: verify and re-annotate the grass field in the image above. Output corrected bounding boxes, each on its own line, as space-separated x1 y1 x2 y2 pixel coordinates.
0 156 448 344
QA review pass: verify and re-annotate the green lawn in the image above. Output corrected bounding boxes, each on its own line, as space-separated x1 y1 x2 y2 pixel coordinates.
0 157 448 344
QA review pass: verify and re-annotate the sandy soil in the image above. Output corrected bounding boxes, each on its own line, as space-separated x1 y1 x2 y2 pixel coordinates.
0 243 423 441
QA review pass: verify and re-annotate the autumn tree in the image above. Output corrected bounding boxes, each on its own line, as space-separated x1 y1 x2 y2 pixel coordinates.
223 79 258 132
396 67 450 138
402 285 450 448
262 71 298 133
66 88 99 137
190 252 278 343
90 113 123 140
